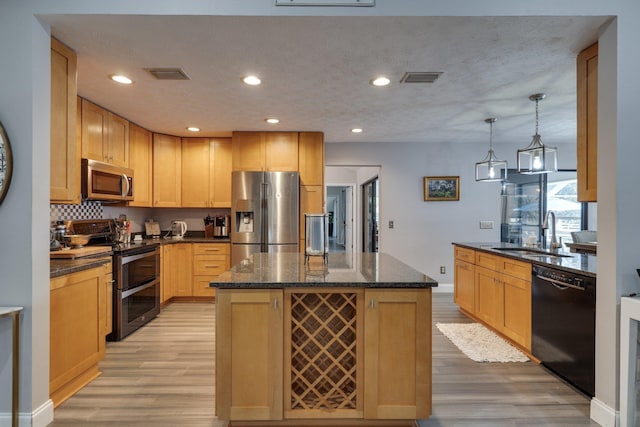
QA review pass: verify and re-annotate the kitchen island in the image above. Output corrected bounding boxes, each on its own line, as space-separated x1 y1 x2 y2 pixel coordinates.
210 252 438 426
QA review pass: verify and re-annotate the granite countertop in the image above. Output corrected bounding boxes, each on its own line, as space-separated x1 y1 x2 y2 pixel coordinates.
210 252 438 289
453 242 597 277
50 255 112 278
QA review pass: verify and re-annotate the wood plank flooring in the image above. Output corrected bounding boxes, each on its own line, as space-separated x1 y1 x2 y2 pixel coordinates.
50 294 599 427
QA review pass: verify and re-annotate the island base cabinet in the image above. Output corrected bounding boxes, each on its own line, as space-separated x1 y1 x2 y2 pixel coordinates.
216 289 284 421
364 289 432 420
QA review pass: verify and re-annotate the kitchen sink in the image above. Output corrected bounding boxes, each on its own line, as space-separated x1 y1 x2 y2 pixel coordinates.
491 247 573 258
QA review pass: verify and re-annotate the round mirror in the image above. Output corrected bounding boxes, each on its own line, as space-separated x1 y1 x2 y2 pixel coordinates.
0 121 13 205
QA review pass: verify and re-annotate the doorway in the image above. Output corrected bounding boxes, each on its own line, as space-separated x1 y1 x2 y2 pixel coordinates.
326 185 355 255
362 176 379 253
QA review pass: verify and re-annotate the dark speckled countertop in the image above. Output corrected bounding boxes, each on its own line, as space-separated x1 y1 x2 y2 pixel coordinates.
210 252 438 289
50 256 113 278
453 242 597 278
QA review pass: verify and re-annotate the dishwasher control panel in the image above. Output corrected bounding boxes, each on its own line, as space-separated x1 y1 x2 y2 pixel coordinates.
532 264 595 290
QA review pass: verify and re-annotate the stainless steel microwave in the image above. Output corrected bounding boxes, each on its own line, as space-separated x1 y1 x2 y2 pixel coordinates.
81 158 134 202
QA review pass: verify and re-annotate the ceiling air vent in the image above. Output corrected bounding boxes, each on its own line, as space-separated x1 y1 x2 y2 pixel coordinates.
145 68 191 81
400 72 442 84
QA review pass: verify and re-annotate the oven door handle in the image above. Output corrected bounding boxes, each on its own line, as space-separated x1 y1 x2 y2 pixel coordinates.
122 251 155 265
121 279 158 299
535 275 583 291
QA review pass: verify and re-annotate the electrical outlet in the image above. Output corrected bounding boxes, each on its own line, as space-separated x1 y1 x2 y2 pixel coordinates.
388 220 394 229
440 266 446 274
479 220 494 229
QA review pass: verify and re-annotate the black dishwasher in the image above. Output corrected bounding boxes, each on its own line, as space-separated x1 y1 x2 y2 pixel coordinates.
531 264 596 397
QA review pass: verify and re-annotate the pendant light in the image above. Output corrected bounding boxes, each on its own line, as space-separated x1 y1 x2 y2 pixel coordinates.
475 118 508 182
517 93 558 174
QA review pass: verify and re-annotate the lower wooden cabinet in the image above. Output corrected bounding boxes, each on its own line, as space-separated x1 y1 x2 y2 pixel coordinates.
50 261 111 407
216 287 432 422
453 245 532 351
103 262 113 336
162 243 230 301
216 289 284 421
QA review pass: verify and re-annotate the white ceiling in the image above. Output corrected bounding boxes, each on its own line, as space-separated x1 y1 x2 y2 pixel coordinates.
44 15 607 146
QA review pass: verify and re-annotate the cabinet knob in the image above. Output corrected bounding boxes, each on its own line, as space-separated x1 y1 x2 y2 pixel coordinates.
369 298 375 309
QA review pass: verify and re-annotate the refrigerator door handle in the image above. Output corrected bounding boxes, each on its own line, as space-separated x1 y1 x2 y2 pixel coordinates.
261 181 268 252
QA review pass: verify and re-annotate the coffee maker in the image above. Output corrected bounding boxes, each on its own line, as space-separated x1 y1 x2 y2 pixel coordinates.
214 216 230 237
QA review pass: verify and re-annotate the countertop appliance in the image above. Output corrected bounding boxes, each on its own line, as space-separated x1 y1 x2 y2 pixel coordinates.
64 218 160 341
231 171 299 266
81 159 134 202
214 215 230 237
532 264 596 397
170 220 187 238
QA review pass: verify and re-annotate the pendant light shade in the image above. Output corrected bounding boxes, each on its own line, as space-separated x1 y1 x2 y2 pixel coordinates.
517 93 558 174
475 118 508 182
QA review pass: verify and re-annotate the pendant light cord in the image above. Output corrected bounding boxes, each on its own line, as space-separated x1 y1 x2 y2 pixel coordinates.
535 98 539 134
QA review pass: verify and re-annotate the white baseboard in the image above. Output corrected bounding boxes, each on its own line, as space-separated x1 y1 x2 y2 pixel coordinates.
432 283 453 293
590 397 618 427
0 399 54 427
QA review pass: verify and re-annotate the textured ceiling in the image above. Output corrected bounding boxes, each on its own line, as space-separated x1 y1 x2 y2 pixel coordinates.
44 15 607 145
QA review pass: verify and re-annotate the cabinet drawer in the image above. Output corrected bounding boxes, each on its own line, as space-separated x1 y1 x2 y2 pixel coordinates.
475 251 500 271
193 255 229 275
193 243 230 255
193 276 217 297
500 258 531 281
454 246 475 263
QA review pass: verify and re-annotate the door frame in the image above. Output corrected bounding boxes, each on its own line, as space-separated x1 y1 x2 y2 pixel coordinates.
325 183 356 266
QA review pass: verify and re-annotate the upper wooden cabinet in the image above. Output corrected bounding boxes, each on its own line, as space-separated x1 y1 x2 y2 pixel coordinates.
128 123 153 207
50 38 79 204
153 133 181 207
298 132 324 186
577 42 598 202
232 131 299 172
80 98 130 167
182 137 232 208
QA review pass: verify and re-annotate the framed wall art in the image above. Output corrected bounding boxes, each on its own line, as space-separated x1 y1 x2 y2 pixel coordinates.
424 176 459 201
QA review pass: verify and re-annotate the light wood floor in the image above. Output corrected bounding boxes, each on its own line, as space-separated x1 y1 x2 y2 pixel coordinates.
50 294 599 427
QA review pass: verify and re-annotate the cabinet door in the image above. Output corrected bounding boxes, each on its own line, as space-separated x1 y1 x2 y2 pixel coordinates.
170 244 193 297
211 138 232 207
103 262 113 336
50 265 106 405
153 133 182 207
128 123 153 207
475 266 502 327
364 289 432 420
106 112 129 167
299 185 324 252
81 99 107 162
298 132 324 186
500 274 531 350
181 137 210 207
577 42 598 202
160 245 173 303
216 289 283 421
265 132 299 171
454 259 475 314
232 131 265 171
50 38 79 203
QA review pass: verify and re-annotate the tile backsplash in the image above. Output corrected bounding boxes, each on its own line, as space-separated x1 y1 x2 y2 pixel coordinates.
50 201 103 222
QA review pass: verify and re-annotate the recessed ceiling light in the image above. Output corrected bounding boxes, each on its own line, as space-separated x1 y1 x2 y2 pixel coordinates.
371 76 390 87
243 75 261 86
186 127 201 132
110 74 133 85
351 128 363 133
265 118 280 124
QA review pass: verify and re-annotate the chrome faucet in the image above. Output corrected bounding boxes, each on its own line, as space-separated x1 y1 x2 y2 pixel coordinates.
542 210 561 250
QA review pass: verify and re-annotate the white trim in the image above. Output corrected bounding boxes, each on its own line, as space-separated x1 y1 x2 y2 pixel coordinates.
0 399 53 427
590 397 618 427
432 283 453 293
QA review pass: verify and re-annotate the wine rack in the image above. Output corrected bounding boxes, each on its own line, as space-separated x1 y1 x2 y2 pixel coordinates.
287 290 363 416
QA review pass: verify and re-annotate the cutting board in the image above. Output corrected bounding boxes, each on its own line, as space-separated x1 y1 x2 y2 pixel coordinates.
50 246 112 259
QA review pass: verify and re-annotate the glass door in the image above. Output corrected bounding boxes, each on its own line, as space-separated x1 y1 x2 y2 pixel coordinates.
362 177 378 253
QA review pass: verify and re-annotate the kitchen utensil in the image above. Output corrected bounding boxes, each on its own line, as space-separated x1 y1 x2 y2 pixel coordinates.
171 220 187 238
64 234 91 248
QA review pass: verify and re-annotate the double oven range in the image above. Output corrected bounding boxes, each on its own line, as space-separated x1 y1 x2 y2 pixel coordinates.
65 219 160 341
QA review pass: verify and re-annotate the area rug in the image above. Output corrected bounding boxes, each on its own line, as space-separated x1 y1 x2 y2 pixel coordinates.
436 322 529 363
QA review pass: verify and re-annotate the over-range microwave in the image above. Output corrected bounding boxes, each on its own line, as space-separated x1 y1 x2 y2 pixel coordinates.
81 158 134 202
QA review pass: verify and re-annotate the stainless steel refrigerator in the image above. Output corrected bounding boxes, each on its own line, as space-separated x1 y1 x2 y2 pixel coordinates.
231 171 299 266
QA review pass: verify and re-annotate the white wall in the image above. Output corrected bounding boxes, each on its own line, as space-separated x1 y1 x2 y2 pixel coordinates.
326 141 576 284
